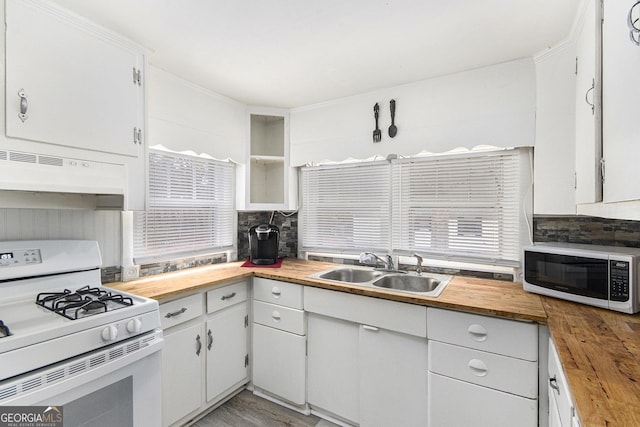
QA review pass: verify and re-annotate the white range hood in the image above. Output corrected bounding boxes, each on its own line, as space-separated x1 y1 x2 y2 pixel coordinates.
0 149 127 209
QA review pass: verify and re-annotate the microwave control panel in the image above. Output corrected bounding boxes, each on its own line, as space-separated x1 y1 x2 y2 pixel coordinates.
610 260 630 302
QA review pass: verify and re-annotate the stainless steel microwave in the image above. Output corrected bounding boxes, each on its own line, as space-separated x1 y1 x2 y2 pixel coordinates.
523 243 640 314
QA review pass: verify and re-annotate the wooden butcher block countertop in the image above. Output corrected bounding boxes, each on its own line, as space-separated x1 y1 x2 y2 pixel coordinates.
108 258 640 427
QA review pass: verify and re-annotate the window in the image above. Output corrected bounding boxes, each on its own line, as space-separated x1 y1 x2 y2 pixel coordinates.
133 149 235 262
300 161 391 254
300 148 529 267
392 149 525 265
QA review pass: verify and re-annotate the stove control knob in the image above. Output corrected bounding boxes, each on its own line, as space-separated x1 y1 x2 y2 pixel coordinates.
101 325 118 342
126 318 142 334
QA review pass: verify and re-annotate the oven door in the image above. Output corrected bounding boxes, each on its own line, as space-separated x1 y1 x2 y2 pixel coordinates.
0 330 162 427
523 248 609 307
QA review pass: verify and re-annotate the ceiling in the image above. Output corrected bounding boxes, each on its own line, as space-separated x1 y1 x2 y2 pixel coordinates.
51 0 581 108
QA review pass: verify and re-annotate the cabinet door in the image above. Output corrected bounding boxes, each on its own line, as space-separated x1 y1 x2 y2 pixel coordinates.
359 325 427 427
205 303 248 403
428 372 537 427
161 323 203 427
602 0 640 202
252 323 306 405
575 0 602 204
5 0 143 158
307 313 359 424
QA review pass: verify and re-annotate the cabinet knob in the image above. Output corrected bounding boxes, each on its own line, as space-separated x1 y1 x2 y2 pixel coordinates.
549 375 560 392
207 329 213 350
271 311 281 322
271 287 281 297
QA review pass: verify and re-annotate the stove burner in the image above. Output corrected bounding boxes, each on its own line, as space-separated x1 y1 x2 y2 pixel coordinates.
36 287 134 320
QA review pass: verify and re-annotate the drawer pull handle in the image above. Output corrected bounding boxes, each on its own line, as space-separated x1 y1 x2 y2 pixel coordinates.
271 287 281 297
468 359 488 376
467 324 488 341
362 325 379 332
549 375 560 392
165 307 187 318
221 292 236 301
207 329 213 350
271 311 281 322
195 334 202 356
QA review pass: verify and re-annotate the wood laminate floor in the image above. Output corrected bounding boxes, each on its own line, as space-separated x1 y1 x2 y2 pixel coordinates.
193 390 339 427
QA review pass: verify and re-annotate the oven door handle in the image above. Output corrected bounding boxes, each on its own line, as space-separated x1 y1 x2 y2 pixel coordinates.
195 334 202 356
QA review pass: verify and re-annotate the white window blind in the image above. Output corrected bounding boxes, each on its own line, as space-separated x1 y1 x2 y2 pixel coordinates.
300 162 391 253
133 149 235 262
391 149 523 265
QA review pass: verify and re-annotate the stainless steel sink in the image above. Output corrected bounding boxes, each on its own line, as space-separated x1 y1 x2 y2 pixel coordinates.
372 275 442 293
310 266 451 297
317 268 384 283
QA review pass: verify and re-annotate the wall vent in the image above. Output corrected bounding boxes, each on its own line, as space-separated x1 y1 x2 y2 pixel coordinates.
0 151 7 161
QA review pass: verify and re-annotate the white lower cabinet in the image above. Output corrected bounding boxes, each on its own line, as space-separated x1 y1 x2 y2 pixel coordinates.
206 302 249 403
160 280 249 427
252 278 307 406
427 307 539 427
307 314 360 423
359 323 428 427
305 286 428 427
548 338 580 427
162 321 203 427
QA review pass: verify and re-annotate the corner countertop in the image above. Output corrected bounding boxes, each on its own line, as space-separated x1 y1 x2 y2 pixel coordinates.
107 258 640 427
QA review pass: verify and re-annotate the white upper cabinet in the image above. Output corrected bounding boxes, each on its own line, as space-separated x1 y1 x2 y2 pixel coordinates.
243 106 297 211
2 0 147 210
601 0 640 202
574 0 602 204
5 0 145 157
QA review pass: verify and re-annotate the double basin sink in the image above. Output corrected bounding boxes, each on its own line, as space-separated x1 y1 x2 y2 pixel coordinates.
309 266 452 297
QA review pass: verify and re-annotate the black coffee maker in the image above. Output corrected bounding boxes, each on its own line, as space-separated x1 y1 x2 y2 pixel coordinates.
248 224 280 265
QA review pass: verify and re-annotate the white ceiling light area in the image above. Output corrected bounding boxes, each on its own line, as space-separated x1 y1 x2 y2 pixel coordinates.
51 0 581 108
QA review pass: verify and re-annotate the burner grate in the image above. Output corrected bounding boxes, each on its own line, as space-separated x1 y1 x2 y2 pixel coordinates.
36 286 134 320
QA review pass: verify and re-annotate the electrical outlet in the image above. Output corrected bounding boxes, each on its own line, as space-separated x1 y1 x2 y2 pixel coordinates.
121 265 140 281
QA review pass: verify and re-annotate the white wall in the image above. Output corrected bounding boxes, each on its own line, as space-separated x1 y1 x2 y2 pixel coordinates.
290 58 536 166
0 209 121 266
147 66 246 161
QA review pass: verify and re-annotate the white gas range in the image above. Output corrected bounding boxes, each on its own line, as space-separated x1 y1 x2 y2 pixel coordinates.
0 240 162 426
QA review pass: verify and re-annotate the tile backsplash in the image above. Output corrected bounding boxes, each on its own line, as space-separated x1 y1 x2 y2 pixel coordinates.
533 215 640 247
237 211 298 261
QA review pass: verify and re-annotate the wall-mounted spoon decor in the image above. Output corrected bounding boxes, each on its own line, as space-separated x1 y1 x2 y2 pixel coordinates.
388 99 397 138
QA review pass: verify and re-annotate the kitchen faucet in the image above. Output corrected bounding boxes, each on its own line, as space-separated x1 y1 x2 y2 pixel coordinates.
413 253 423 275
359 252 405 273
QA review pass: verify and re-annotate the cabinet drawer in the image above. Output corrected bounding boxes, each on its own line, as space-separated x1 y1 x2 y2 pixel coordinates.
305 286 426 337
253 301 306 335
160 293 202 330
429 341 538 398
253 278 303 309
428 372 537 427
427 307 538 361
207 281 248 314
